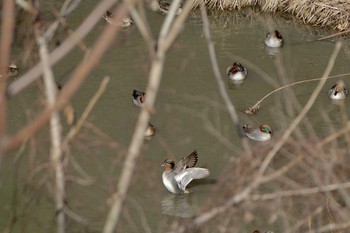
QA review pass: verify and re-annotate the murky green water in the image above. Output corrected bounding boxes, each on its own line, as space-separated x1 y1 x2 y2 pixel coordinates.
1 1 350 233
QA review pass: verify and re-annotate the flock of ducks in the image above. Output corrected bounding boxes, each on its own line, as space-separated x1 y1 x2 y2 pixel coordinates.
0 8 340 231
227 29 348 142
3 9 346 198
130 27 348 195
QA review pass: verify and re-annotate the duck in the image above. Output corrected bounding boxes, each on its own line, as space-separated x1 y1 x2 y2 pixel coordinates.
103 11 133 27
144 122 156 138
157 0 182 15
328 80 348 100
243 123 272 141
162 150 209 194
8 63 19 77
264 30 283 48
0 63 19 78
226 62 247 81
132 89 145 107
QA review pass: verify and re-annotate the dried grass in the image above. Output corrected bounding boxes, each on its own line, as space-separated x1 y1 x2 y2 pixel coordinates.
192 0 350 30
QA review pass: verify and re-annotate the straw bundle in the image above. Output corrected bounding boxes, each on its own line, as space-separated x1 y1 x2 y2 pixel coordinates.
192 0 350 30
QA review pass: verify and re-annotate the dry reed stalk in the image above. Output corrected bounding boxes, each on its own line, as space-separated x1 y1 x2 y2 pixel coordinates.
101 0 193 232
200 0 252 156
191 0 350 31
244 72 350 115
36 30 66 233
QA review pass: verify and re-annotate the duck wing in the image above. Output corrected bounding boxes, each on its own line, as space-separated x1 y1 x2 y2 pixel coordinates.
174 168 210 191
174 150 198 173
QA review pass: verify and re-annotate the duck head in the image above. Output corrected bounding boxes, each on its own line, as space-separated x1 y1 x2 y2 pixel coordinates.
259 124 272 134
162 159 175 171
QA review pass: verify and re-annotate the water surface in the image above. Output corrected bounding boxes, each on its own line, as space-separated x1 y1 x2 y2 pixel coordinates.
2 2 350 233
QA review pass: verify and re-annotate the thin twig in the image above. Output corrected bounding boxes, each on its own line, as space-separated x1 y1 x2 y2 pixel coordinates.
245 72 350 115
62 77 110 149
306 220 350 233
317 29 350 41
317 122 350 148
250 181 350 201
199 1 251 156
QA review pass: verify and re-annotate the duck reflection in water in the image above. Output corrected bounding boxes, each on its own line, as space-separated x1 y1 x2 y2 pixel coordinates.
161 194 194 218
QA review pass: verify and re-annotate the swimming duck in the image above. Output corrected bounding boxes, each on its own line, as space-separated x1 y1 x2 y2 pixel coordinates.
162 150 209 194
0 63 19 78
8 63 19 77
226 62 247 81
243 124 272 141
103 11 133 27
144 122 156 138
328 80 348 100
157 0 182 15
132 89 145 107
264 30 283 48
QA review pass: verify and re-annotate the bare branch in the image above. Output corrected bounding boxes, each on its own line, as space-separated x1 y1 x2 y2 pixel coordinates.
36 26 66 233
